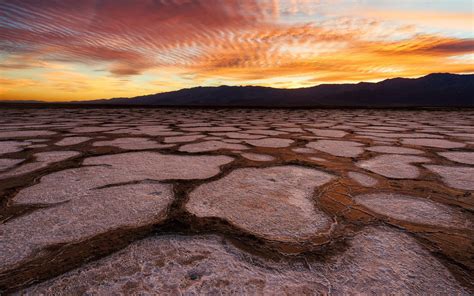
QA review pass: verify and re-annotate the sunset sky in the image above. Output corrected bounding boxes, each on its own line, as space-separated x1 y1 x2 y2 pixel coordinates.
0 0 473 102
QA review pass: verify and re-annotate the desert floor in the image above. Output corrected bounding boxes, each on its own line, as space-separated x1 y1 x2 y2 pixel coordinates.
0 108 473 294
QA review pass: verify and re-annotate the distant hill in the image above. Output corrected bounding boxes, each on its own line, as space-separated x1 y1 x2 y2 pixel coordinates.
83 73 473 107
2 73 472 108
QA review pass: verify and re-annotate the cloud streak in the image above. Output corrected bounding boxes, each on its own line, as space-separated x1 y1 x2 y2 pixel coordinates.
0 0 472 101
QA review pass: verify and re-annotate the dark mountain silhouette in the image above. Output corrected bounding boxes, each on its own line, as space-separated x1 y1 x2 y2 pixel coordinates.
84 73 473 107
1 73 469 108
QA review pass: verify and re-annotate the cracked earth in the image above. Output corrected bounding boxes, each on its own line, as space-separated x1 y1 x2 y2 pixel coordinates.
0 108 473 295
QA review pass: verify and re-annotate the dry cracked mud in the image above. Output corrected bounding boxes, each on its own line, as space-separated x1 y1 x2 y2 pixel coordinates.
0 107 473 294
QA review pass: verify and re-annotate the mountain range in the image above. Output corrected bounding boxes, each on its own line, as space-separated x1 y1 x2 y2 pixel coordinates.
4 73 474 107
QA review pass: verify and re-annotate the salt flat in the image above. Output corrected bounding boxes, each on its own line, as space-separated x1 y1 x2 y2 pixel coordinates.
0 108 472 294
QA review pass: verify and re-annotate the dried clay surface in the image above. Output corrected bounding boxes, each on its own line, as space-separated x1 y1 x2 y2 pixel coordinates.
0 108 472 294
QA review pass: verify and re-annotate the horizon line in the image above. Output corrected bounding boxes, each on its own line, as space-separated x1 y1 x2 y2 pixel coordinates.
1 72 472 103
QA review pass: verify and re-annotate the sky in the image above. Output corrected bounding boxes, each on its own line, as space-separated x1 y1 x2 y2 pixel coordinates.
0 0 473 102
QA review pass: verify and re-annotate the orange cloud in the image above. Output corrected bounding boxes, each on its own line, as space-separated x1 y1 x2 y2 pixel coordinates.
0 0 472 101
351 8 474 31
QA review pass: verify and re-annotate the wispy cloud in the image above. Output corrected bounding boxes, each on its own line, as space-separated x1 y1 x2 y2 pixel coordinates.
0 0 472 101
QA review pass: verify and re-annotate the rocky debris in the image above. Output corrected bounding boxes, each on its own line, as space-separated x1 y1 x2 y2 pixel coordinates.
357 154 430 179
306 140 364 157
424 165 474 191
186 166 334 243
179 141 247 153
354 193 473 229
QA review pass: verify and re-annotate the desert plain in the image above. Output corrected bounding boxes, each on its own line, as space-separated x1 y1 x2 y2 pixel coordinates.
0 107 473 294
